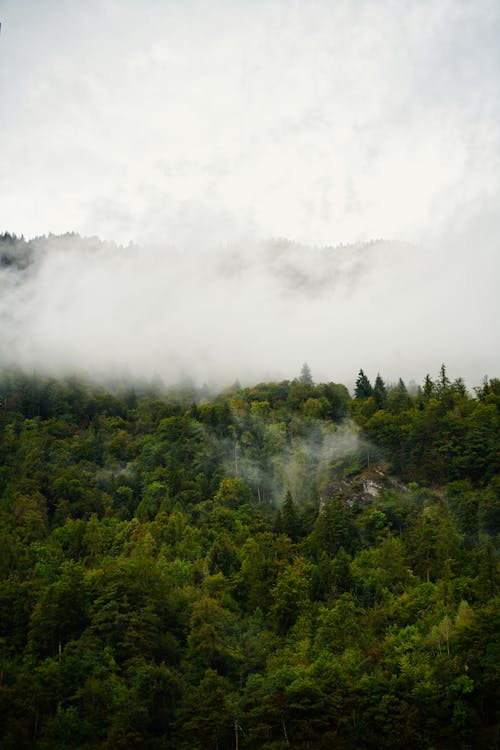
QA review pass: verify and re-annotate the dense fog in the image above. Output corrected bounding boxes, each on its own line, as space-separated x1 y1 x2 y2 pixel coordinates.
0 0 498 385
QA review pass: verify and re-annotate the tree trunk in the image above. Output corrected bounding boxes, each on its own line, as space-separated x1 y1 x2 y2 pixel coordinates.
282 716 290 747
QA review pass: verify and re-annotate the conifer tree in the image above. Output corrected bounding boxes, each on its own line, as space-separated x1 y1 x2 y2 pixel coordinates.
299 362 313 385
373 373 387 408
423 373 435 399
354 369 373 399
282 490 300 541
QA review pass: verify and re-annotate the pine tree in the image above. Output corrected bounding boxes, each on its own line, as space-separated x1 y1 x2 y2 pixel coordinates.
354 369 372 400
373 374 387 409
282 491 300 541
314 498 352 556
387 378 410 412
299 362 313 385
423 373 435 400
436 363 451 399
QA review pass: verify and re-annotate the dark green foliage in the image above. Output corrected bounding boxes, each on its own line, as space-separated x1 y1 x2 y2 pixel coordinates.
282 490 300 541
386 378 411 412
361 371 500 485
313 497 356 556
355 369 373 399
373 373 387 409
0 368 498 749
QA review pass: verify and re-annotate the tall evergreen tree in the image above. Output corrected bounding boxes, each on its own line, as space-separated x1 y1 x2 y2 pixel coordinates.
282 490 300 541
436 363 451 398
354 369 373 400
373 373 387 409
423 373 435 399
299 363 313 385
314 497 352 556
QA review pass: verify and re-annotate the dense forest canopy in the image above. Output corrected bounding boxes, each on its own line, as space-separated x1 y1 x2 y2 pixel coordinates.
2 1 498 745
0 366 498 749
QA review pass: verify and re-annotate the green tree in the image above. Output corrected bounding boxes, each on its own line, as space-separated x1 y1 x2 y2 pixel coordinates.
313 497 355 557
270 556 311 633
355 369 373 400
373 374 388 409
177 669 232 750
299 362 313 385
282 490 300 541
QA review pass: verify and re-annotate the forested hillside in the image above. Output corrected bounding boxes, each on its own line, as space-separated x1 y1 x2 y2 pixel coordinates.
0 368 498 749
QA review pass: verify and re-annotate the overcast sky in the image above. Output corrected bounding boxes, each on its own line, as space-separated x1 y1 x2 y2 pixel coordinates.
0 0 499 386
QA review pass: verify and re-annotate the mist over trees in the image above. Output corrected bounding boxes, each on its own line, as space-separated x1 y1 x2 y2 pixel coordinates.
0 366 498 749
1 0 498 744
1 231 498 387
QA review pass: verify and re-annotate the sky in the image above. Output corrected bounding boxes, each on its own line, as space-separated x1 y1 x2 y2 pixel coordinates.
0 0 499 387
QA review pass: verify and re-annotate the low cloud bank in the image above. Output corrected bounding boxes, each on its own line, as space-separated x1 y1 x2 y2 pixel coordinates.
1 230 497 388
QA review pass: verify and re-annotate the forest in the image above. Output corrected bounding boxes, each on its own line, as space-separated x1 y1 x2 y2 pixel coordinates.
0 366 498 749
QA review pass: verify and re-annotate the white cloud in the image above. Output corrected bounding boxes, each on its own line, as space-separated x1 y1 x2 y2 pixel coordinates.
0 0 498 385
1 0 498 244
